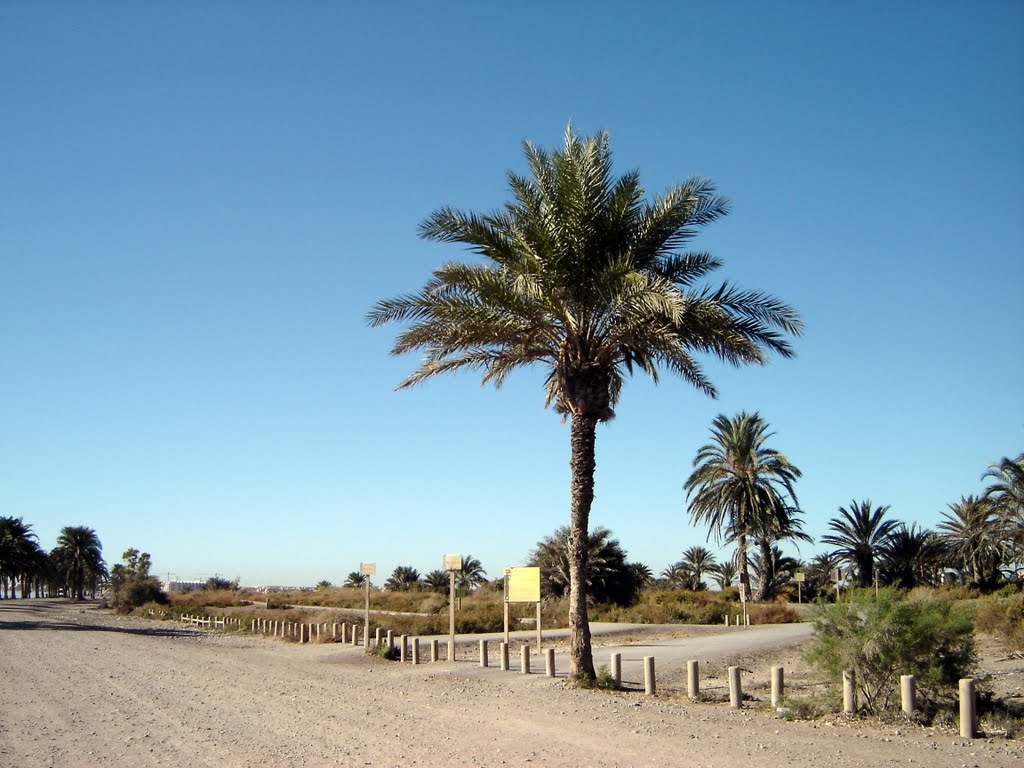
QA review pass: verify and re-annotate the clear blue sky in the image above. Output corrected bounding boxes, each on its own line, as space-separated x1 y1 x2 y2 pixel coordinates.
2 1 1021 586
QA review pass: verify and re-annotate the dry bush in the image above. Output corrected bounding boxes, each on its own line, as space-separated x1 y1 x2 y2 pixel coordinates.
748 602 800 624
167 589 250 609
974 594 1024 651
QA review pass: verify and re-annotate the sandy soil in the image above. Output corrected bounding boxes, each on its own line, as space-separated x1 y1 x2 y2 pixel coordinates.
1 600 1021 768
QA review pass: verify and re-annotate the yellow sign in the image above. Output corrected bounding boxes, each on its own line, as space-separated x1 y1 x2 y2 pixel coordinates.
505 567 541 603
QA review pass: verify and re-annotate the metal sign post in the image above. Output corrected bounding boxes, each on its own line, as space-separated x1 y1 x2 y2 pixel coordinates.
444 554 463 662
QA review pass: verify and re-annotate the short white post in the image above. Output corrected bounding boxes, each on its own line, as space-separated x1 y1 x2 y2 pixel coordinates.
959 678 976 738
479 640 488 668
687 660 700 699
729 665 742 708
521 645 530 675
610 652 621 686
316 623 321 642
735 614 740 628
341 622 348 642
412 637 420 665
400 634 408 662
771 666 784 708
375 627 382 645
843 670 857 714
745 613 750 626
724 614 730 627
363 625 369 648
500 642 509 671
430 639 439 662
546 648 555 678
386 630 394 650
901 674 916 716
332 622 338 640
351 626 358 646
644 656 656 695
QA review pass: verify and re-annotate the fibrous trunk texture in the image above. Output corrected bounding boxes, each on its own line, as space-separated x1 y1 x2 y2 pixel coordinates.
568 413 597 680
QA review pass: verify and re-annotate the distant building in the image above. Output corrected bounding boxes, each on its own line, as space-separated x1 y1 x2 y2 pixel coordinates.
162 580 206 593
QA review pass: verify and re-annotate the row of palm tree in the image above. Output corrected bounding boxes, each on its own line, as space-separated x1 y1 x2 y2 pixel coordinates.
0 519 107 600
680 411 1024 599
370 556 489 594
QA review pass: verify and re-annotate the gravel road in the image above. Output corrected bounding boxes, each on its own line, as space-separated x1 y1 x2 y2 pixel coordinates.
0 600 1018 767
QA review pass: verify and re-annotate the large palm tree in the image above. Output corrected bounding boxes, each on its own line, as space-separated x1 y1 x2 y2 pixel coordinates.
821 500 897 588
685 412 802 603
368 127 802 678
51 525 106 600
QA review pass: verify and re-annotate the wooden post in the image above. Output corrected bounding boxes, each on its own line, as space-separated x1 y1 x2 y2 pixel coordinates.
771 666 784 708
610 653 621 686
430 639 439 662
545 648 555 678
411 637 420 665
687 660 699 699
448 570 456 662
959 678 976 738
521 645 530 674
843 670 857 714
479 640 488 668
729 666 742 708
901 674 916 716
536 601 542 652
644 656 656 695
500 642 509 671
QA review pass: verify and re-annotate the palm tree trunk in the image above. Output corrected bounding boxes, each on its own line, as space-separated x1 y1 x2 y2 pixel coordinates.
737 533 751 604
754 538 772 602
568 413 597 680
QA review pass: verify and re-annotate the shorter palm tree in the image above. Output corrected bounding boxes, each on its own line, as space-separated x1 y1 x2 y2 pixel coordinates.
529 526 642 606
343 572 368 588
709 561 737 590
423 570 450 593
51 526 106 600
686 412 801 602
880 524 943 589
457 555 487 590
822 500 898 588
938 496 1006 589
384 566 421 592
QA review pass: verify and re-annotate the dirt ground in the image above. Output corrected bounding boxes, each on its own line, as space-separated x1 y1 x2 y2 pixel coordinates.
1 600 1022 767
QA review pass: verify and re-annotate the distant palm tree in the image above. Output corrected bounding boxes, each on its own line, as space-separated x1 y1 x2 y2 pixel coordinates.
368 127 803 679
741 505 812 601
384 566 421 592
529 526 642 606
821 500 898 588
629 562 654 589
983 453 1024 523
343 572 368 588
938 496 1006 589
0 517 43 599
880 524 942 589
660 563 690 588
679 546 717 589
457 555 487 590
51 526 106 600
751 545 799 600
423 570 450 593
806 551 841 601
709 561 737 590
685 412 801 602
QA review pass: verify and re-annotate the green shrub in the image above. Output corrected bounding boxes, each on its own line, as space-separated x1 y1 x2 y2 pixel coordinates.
807 592 975 713
112 577 168 613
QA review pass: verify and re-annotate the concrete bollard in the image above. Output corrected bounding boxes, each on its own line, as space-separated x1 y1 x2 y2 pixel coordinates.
546 648 555 678
735 614 740 628
901 674 916 716
959 678 976 738
843 670 857 714
610 652 621 686
412 637 420 665
500 642 510 671
400 635 408 662
745 613 750 627
316 623 321 642
332 622 338 640
363 625 369 648
724 614 730 627
728 665 742 708
687 660 700 699
375 627 382 645
341 623 348 642
351 626 358 646
771 666 784 708
521 645 530 675
479 640 488 668
644 656 656 695
386 630 394 650
431 639 439 662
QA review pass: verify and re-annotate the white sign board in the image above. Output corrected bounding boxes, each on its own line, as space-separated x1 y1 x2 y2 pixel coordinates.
360 562 376 576
443 554 463 572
